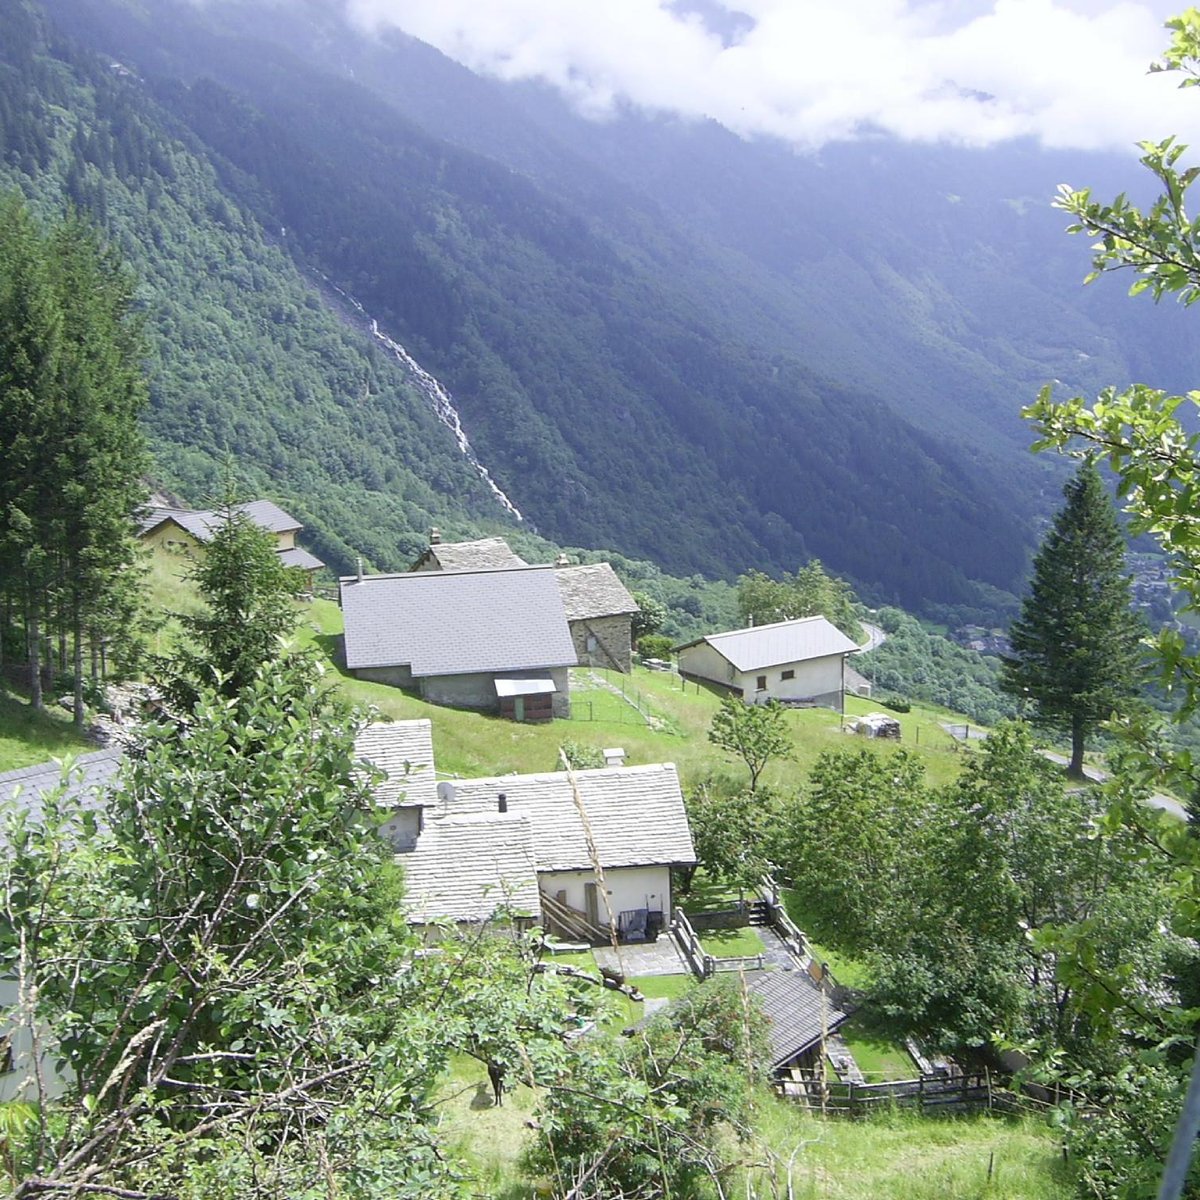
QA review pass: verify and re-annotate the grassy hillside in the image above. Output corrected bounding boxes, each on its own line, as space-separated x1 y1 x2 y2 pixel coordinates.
439 1064 1071 1200
300 599 971 790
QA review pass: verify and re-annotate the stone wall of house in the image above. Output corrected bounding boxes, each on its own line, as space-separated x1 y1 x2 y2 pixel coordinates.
420 667 572 718
569 615 632 674
353 664 416 688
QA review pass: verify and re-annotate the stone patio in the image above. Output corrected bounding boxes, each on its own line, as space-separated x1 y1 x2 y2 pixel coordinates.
593 933 689 978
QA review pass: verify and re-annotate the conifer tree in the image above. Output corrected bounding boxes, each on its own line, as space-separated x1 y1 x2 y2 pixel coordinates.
0 195 147 720
1001 458 1143 777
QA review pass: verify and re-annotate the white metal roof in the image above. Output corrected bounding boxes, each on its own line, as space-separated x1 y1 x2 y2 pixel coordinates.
681 616 858 673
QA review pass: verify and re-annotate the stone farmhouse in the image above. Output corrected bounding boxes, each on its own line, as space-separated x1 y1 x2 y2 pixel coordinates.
410 533 639 674
138 499 325 587
358 720 696 940
340 565 577 720
675 616 860 712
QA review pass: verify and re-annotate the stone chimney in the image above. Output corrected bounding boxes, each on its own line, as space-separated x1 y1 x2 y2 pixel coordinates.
429 526 441 545
356 557 364 582
554 552 570 566
603 747 626 768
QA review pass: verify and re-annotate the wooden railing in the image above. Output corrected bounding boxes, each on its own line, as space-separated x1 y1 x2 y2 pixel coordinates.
782 1071 999 1115
671 909 715 979
540 890 609 944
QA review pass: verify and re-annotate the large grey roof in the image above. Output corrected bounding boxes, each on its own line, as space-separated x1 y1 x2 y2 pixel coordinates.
744 969 854 1069
0 749 123 830
339 566 577 676
355 721 437 808
139 500 302 543
680 616 859 673
555 564 638 621
421 538 527 572
438 763 695 873
399 813 542 923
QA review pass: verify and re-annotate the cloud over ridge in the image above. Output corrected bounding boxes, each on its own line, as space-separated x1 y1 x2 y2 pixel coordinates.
340 0 1199 152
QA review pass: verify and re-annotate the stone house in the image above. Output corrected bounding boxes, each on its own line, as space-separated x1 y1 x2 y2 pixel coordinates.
675 616 859 712
357 721 696 939
410 533 638 673
339 565 577 719
138 499 325 586
555 563 638 673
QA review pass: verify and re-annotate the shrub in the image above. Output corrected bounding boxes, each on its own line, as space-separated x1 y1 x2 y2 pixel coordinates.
637 634 675 661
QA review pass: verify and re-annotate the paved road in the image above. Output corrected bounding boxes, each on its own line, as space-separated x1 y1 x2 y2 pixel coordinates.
1038 751 1187 821
859 621 886 652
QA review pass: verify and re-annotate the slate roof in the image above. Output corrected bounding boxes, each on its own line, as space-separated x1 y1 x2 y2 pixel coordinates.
677 616 859 673
418 538 528 572
355 721 437 808
743 969 855 1069
439 763 695 872
399 813 542 923
555 564 638 621
0 749 123 831
339 566 577 676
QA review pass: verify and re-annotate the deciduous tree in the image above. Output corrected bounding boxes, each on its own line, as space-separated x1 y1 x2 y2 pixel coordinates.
707 693 791 791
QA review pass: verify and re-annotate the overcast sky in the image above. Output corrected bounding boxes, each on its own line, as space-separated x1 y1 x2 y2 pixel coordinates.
339 0 1200 152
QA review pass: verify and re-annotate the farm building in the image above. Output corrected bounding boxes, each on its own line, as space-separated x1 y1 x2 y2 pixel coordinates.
339 565 577 719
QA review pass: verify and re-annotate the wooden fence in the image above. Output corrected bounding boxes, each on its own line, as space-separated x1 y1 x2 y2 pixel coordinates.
783 1071 1001 1115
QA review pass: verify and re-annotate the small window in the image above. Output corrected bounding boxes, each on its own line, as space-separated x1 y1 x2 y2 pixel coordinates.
756 675 767 691
781 669 795 681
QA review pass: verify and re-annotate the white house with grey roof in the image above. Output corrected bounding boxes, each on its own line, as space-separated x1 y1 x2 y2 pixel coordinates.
676 616 859 712
340 565 577 719
357 722 696 939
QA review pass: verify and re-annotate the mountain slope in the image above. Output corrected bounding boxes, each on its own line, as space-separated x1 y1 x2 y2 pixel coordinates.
0 0 519 574
37 0 1042 609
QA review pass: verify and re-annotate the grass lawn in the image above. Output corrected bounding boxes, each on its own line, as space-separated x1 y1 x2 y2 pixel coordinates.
438 1053 1071 1200
779 888 871 990
677 869 743 913
746 1101 1072 1199
0 688 94 773
837 1014 918 1081
700 925 765 959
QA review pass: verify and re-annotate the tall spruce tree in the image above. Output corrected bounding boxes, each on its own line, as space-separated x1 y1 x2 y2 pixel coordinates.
1002 458 1143 777
0 194 147 721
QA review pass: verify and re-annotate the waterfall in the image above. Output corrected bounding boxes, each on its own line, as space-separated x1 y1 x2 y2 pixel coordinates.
321 277 523 521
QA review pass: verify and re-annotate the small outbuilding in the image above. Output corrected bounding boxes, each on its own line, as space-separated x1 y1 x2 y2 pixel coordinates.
675 616 860 712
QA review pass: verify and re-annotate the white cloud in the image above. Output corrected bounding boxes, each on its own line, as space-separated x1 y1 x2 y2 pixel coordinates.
341 0 1200 151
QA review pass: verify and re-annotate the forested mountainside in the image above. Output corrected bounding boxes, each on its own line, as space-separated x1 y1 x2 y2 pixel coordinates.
13 0 1063 612
0 0 519 574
